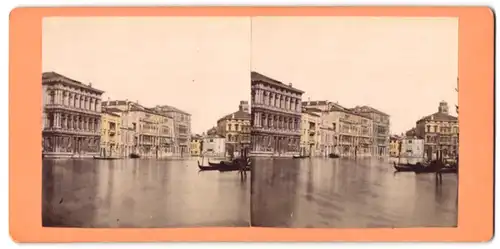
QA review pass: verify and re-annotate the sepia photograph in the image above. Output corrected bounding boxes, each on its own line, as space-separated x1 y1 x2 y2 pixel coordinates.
41 17 252 228
40 15 459 229
249 17 459 228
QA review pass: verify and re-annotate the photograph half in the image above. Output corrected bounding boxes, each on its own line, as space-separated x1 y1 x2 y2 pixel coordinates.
41 17 252 228
249 16 459 228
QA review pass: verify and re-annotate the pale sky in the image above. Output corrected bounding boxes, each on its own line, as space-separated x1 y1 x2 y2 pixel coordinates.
252 17 458 135
42 17 251 134
43 16 458 135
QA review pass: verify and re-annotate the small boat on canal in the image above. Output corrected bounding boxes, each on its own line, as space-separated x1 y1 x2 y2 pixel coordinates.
199 157 251 171
393 161 457 174
218 165 251 172
328 153 340 158
197 160 220 171
129 153 141 159
293 155 310 159
93 156 122 160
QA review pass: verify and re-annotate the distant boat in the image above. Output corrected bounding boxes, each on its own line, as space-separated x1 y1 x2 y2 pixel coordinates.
199 158 250 171
130 153 141 159
93 156 121 160
293 155 310 159
328 153 340 158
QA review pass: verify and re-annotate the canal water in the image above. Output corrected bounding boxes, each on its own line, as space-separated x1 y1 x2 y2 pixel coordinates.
251 157 458 228
42 158 250 228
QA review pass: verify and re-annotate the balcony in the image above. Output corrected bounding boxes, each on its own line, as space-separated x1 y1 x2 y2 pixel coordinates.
252 126 301 136
252 103 301 115
109 129 116 136
45 103 101 116
308 129 316 135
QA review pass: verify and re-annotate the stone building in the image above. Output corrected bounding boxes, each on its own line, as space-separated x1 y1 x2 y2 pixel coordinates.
302 101 336 156
100 108 122 157
303 100 373 157
202 134 226 157
216 101 251 156
300 108 321 156
42 72 104 158
328 104 373 157
102 100 175 158
350 106 390 156
415 101 458 160
250 71 304 157
154 105 191 157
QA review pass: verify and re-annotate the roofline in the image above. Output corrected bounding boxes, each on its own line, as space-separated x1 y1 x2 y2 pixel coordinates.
156 105 191 116
42 72 105 94
251 71 305 94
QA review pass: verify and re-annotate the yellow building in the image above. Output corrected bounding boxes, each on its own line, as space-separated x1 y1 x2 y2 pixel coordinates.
216 101 251 156
100 108 122 157
300 109 321 156
190 134 203 156
389 135 401 157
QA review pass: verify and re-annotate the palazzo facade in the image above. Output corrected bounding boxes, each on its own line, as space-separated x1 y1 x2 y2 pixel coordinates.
250 71 304 157
42 72 104 158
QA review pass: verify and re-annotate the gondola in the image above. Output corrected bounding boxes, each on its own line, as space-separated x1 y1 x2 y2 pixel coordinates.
208 158 251 167
414 166 458 174
129 153 141 159
197 160 220 171
328 153 340 158
93 156 121 160
208 160 233 166
392 161 425 172
293 155 310 159
218 166 251 172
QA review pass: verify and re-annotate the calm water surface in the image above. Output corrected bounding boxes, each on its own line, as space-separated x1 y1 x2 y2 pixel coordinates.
251 157 458 228
42 158 250 227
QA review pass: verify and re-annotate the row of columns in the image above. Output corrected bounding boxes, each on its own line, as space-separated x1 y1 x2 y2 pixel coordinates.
50 89 101 112
49 112 100 132
253 88 301 112
253 112 300 131
251 134 300 153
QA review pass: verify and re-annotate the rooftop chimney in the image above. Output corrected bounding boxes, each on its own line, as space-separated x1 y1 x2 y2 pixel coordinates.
289 83 293 87
438 101 449 114
239 100 249 113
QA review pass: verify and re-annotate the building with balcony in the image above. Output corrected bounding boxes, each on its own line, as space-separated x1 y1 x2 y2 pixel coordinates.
303 101 336 157
329 104 373 157
42 72 104 158
103 100 174 158
216 101 251 157
304 100 374 157
415 101 458 160
154 105 191 157
250 71 304 157
100 108 122 157
300 108 321 156
350 105 390 157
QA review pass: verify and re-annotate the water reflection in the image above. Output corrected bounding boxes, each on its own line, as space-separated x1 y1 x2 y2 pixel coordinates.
42 158 250 228
251 157 457 228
